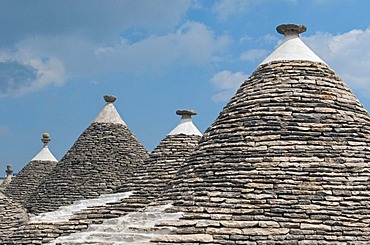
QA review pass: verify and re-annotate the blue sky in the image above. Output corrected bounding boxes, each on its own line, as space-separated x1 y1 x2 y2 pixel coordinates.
2 0 370 173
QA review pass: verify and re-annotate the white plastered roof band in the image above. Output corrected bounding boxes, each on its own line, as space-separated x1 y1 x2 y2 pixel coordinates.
31 192 132 223
93 103 126 125
31 133 58 162
31 145 58 162
168 118 202 136
93 95 126 125
260 24 326 65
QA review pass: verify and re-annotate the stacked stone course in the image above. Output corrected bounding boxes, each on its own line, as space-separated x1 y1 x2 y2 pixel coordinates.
152 60 370 244
26 122 149 214
119 134 201 195
7 115 201 243
46 133 201 243
5 160 57 206
5 24 370 244
57 134 201 227
0 193 28 242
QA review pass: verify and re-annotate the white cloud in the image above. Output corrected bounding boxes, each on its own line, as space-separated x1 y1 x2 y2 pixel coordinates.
0 0 192 45
211 26 370 103
0 20 230 96
0 0 197 96
212 0 261 20
303 27 370 95
260 34 279 44
190 0 205 10
211 70 249 102
0 49 65 97
241 49 268 62
239 35 252 43
16 21 230 79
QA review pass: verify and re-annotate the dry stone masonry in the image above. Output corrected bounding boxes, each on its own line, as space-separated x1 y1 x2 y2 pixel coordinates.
48 110 202 243
7 192 132 244
119 109 202 196
5 133 58 206
5 23 370 244
148 24 370 244
25 95 149 214
0 192 28 242
7 110 202 244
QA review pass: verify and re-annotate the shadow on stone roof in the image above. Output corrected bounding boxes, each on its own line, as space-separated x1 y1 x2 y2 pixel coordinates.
25 95 149 214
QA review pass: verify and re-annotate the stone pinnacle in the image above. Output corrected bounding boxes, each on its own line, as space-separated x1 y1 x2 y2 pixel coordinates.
41 132 50 145
176 110 197 119
104 95 117 103
277 24 306 36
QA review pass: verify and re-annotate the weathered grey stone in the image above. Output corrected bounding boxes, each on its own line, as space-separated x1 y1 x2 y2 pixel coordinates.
152 234 213 242
5 159 57 206
0 192 28 242
9 24 370 244
8 118 201 243
146 59 370 243
25 122 149 214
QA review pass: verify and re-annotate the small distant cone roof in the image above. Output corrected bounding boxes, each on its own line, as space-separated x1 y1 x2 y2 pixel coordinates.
143 24 370 244
26 95 149 214
6 110 202 244
168 110 202 136
120 109 202 196
5 133 58 206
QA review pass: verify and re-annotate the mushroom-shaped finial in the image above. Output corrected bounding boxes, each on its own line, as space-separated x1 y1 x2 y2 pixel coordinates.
41 132 51 145
6 164 13 176
104 95 117 103
277 24 306 36
176 109 197 119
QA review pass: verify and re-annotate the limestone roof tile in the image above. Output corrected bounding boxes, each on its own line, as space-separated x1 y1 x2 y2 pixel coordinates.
9 24 370 244
7 110 201 243
4 133 58 206
25 95 149 214
146 24 370 244
0 192 28 242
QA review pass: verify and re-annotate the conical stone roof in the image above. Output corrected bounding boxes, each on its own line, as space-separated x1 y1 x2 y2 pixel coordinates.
117 109 202 199
25 95 149 214
6 109 202 244
0 192 28 242
5 133 58 206
47 110 203 243
147 24 370 244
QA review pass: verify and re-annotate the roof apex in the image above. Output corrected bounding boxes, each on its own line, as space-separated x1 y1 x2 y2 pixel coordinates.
168 110 202 136
31 146 58 162
261 24 325 65
276 24 306 36
93 95 126 125
31 133 58 162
